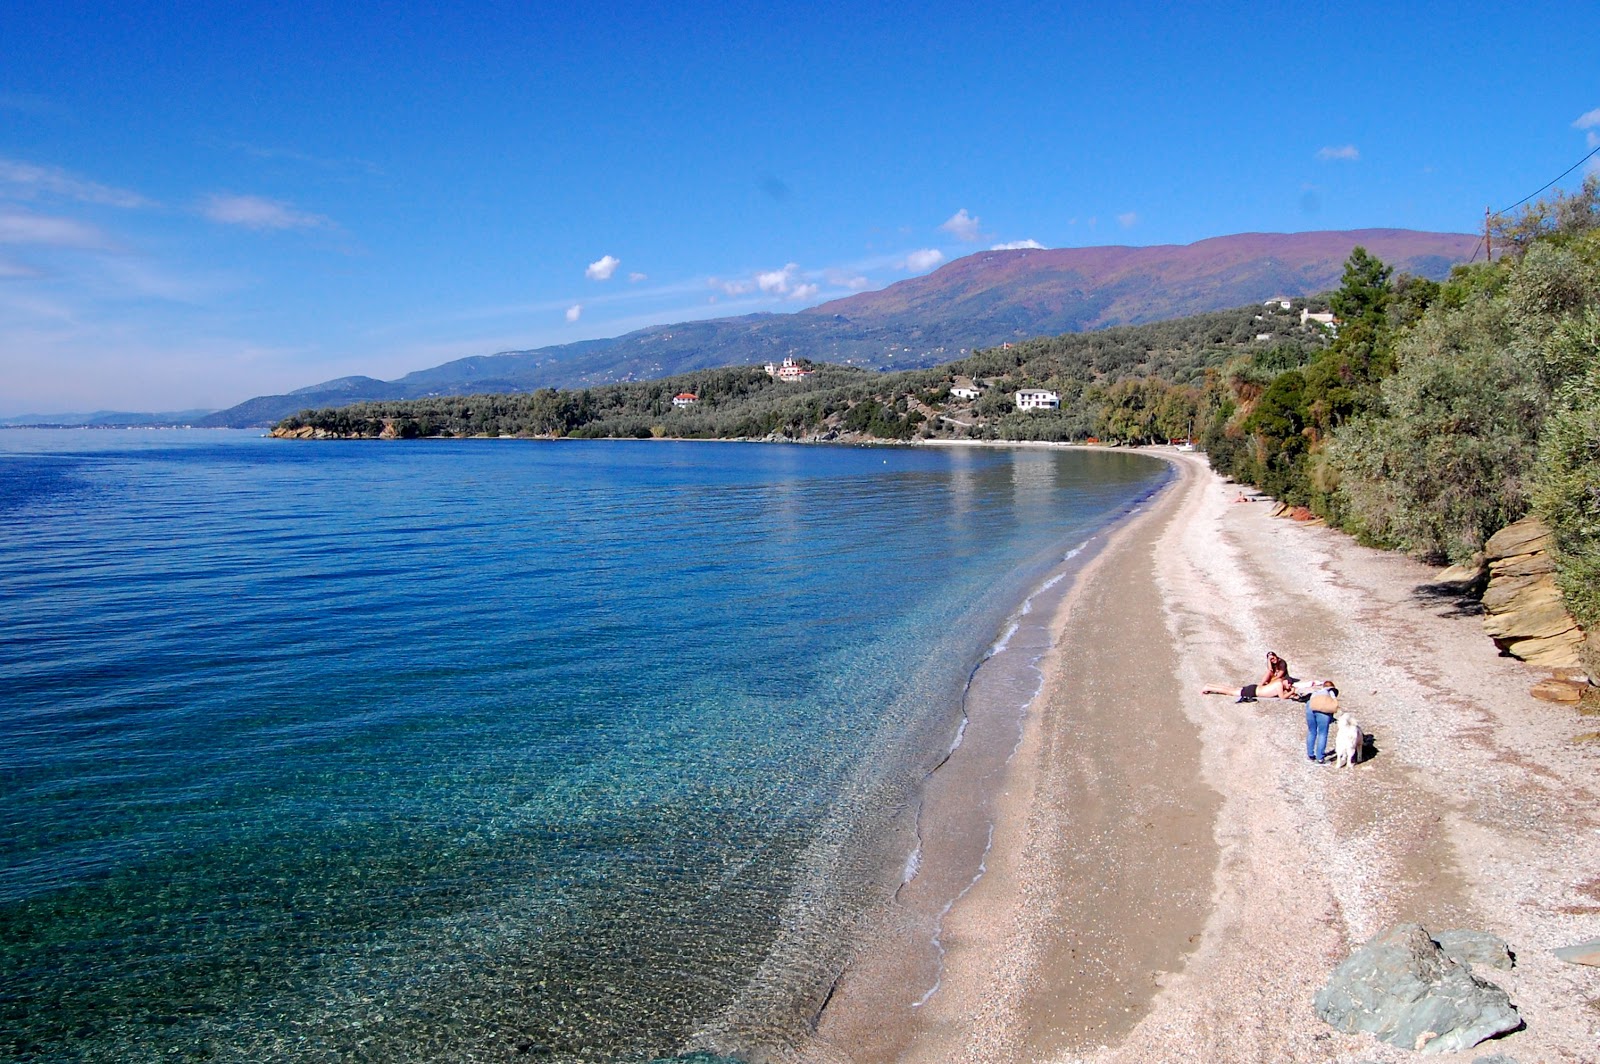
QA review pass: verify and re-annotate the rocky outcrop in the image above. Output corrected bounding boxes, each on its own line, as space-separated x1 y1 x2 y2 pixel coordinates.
1314 923 1521 1053
1481 517 1585 668
269 425 346 439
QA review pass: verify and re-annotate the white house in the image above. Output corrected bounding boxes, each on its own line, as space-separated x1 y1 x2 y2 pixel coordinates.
1301 308 1337 328
950 379 981 401
763 357 813 381
1264 297 1293 310
672 392 699 408
1015 389 1060 412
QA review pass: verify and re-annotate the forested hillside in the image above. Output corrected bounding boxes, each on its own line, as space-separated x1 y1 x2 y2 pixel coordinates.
273 301 1333 446
1203 176 1600 666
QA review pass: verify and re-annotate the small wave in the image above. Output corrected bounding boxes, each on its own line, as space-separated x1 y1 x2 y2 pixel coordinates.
901 845 921 886
911 822 996 1009
946 715 968 757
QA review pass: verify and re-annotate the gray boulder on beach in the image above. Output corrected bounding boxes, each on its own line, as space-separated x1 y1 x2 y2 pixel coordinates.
1314 924 1521 1053
1433 929 1515 971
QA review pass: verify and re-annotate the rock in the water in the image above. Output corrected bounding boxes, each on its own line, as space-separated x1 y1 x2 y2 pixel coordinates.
1553 938 1600 966
1314 923 1522 1053
1434 929 1515 971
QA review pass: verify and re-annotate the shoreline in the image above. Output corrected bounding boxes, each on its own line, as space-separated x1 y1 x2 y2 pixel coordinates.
808 446 1199 1060
811 449 1600 1062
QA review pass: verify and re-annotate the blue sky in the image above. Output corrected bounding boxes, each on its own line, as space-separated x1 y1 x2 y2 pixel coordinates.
2 1 1597 415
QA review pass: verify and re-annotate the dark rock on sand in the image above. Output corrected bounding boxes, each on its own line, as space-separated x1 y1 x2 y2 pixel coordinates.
1433 929 1515 971
1314 923 1521 1053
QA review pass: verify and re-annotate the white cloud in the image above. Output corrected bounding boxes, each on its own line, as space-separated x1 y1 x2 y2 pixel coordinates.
717 277 755 296
0 209 113 249
565 304 582 322
902 248 944 272
0 256 40 278
790 282 819 301
757 263 800 294
991 239 1044 251
201 194 331 230
628 271 648 283
1117 212 1139 229
1577 108 1600 149
940 208 982 242
586 254 620 281
0 158 152 208
1316 145 1361 162
825 270 872 290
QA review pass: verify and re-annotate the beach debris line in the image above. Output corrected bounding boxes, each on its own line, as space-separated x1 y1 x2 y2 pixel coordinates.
1313 923 1521 1053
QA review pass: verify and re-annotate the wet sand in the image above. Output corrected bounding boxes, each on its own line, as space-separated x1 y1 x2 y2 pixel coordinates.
812 448 1600 1063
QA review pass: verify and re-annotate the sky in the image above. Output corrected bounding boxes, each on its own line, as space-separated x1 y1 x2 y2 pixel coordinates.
2 1 1597 416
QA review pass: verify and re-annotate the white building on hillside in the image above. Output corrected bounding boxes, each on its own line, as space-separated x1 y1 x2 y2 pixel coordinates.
763 357 813 381
1015 389 1060 411
672 392 699 408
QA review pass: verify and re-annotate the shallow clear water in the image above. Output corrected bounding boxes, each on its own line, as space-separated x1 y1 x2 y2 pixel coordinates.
0 431 1167 1062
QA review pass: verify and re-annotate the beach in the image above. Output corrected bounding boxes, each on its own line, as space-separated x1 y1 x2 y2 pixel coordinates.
813 450 1600 1063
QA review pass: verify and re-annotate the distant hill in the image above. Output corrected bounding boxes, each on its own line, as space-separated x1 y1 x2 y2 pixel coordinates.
201 229 1477 427
0 409 216 428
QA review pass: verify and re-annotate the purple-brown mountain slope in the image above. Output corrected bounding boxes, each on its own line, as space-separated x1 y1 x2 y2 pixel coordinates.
204 228 1477 426
802 229 1478 330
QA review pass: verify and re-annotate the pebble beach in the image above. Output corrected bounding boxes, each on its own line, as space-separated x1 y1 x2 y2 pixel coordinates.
814 449 1600 1063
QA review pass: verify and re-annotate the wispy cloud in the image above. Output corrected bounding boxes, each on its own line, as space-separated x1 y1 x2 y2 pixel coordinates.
223 140 384 176
200 194 332 231
940 208 982 242
1117 212 1139 229
1577 107 1600 148
902 248 944 272
586 254 620 280
825 269 871 290
991 239 1044 250
0 157 153 208
0 209 115 249
628 271 648 283
1316 145 1360 162
565 304 582 322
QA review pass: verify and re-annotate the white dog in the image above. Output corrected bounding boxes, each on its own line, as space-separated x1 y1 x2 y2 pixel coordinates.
1334 715 1364 768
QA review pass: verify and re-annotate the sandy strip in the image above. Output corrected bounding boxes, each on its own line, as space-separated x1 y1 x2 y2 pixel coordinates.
812 449 1600 1063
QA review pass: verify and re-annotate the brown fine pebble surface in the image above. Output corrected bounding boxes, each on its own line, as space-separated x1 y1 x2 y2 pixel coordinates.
810 448 1600 1063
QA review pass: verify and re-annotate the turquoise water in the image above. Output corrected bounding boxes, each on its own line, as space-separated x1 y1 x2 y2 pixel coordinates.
0 431 1167 1062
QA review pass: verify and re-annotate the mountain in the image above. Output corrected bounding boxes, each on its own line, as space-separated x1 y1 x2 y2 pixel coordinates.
0 409 216 428
201 228 1477 427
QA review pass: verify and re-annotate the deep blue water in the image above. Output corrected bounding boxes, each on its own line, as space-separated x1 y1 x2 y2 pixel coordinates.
0 431 1167 1062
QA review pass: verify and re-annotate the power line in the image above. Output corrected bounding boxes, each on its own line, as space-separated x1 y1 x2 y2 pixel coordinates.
1496 143 1600 216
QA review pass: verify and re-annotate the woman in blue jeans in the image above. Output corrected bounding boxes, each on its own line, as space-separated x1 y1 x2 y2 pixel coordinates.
1304 683 1340 762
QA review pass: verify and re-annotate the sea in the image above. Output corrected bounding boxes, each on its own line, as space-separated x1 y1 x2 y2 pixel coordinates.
0 430 1169 1063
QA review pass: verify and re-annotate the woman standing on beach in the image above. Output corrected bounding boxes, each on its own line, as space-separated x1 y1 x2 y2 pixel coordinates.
1303 682 1339 762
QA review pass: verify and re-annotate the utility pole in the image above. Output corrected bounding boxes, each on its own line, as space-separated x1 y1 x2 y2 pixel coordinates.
1485 206 1493 262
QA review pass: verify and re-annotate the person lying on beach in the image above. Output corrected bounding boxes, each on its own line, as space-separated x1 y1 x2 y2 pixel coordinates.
1201 651 1295 701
